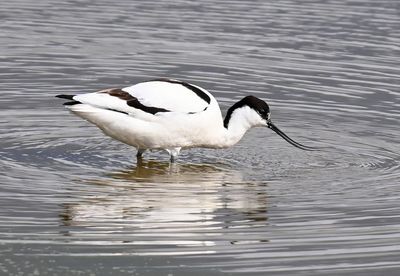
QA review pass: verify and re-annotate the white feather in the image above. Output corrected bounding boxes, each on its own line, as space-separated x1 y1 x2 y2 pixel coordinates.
122 80 209 113
72 92 131 114
59 79 290 161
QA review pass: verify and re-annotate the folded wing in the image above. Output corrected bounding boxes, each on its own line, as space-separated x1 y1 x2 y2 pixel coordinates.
63 79 211 116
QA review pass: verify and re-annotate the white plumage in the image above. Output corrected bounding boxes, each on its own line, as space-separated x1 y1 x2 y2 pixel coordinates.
57 78 316 162
123 81 208 113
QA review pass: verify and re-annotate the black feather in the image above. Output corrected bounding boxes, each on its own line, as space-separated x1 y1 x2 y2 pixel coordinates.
223 96 270 129
56 94 75 100
146 78 211 104
127 98 170 115
63 101 81 106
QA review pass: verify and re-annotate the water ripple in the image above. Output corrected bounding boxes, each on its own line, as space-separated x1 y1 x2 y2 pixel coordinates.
1 0 400 275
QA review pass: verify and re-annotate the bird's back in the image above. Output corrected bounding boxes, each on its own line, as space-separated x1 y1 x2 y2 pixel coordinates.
122 79 211 113
59 79 224 149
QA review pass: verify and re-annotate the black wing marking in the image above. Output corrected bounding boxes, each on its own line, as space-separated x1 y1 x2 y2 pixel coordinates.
102 88 170 115
56 94 81 105
147 78 211 104
127 98 170 115
56 94 75 100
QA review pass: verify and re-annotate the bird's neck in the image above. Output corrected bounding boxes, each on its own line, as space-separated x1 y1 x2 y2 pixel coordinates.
216 107 259 148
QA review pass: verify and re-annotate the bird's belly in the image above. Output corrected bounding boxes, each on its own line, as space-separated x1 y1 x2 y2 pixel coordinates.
99 118 188 149
71 106 222 149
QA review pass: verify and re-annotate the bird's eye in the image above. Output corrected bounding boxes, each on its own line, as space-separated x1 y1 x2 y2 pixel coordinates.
258 109 269 119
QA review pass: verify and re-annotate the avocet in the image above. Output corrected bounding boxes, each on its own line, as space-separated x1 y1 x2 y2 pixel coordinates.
57 78 316 162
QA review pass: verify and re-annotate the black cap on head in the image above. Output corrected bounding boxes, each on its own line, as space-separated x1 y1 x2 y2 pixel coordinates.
224 95 320 151
224 96 270 128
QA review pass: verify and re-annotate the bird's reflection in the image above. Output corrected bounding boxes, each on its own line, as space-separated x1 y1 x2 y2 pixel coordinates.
108 159 233 182
59 160 269 249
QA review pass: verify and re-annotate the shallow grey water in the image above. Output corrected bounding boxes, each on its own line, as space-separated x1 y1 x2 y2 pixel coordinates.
1 0 400 275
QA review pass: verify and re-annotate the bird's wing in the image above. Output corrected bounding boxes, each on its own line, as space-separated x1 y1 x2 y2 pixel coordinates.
71 79 211 115
122 79 211 113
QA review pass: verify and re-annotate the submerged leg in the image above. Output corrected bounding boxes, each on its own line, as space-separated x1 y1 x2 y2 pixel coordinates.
136 148 146 159
166 147 181 163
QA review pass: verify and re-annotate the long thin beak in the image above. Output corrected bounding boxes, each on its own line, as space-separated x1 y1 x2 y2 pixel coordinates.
267 121 318 151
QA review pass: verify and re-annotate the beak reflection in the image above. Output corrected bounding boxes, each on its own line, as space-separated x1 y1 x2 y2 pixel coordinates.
267 121 318 151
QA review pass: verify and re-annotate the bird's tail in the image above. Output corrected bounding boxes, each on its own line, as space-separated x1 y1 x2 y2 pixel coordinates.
55 94 81 105
56 94 75 100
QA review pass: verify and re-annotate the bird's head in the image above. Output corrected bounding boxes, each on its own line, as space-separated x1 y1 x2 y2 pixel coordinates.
224 96 317 150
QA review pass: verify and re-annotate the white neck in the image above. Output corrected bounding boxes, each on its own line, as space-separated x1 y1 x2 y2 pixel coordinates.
212 106 265 148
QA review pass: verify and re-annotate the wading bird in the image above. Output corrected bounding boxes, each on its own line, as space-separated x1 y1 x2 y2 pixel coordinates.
57 78 317 162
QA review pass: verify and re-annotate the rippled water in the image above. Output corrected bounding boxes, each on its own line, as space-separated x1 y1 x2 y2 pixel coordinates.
1 0 400 275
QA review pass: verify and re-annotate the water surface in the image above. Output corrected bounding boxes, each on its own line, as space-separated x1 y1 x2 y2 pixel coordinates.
1 0 400 275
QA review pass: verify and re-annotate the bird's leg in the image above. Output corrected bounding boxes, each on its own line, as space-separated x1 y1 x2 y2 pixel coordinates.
167 147 181 163
170 154 177 163
136 148 146 159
